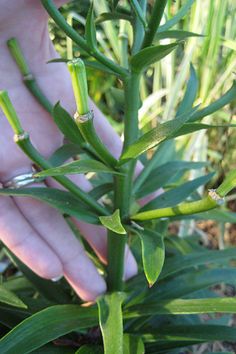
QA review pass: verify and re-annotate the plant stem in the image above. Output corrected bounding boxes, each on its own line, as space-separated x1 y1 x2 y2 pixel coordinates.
41 0 128 78
141 0 168 48
7 38 53 114
107 72 141 291
131 195 218 221
14 132 107 215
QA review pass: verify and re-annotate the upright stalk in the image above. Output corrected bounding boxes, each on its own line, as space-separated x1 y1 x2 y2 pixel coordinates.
107 72 141 291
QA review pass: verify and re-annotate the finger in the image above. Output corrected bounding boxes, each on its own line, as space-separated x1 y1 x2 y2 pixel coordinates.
14 183 106 301
0 195 63 279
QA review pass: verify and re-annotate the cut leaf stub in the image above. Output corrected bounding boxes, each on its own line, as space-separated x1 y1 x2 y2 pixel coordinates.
99 209 126 234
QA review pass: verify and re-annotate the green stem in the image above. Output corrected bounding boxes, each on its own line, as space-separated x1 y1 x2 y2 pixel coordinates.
107 72 141 291
7 38 53 114
131 195 218 221
14 132 107 215
67 59 118 168
132 168 236 221
141 0 168 48
75 115 118 168
41 0 128 78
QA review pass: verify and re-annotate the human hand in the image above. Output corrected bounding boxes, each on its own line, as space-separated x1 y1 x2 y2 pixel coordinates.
0 0 137 301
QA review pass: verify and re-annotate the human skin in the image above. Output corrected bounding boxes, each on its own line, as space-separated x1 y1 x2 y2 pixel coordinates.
0 0 160 301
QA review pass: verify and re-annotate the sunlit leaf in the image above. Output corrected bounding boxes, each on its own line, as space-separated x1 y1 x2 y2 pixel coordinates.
124 297 236 318
85 3 97 50
0 285 27 309
52 103 84 145
97 292 125 354
120 109 196 162
0 305 97 353
130 42 180 73
99 209 126 234
0 188 98 224
36 159 123 177
123 334 145 354
138 229 165 287
158 0 196 32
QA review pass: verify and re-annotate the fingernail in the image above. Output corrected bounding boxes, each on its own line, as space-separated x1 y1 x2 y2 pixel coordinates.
51 274 63 282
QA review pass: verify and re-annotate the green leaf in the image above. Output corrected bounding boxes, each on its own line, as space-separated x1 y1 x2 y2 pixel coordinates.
130 42 180 73
124 297 236 318
123 334 145 354
0 305 29 328
36 159 123 178
158 0 196 32
176 64 198 116
129 0 147 29
149 268 236 301
161 248 236 280
52 103 84 145
155 30 203 40
171 122 236 138
138 229 165 287
85 3 97 50
0 305 98 354
89 183 113 200
97 292 126 354
175 209 236 223
95 12 132 24
0 285 27 309
0 188 98 224
135 160 207 198
190 81 236 122
99 209 126 234
120 109 196 162
84 59 119 76
141 173 214 211
143 324 236 343
48 144 82 167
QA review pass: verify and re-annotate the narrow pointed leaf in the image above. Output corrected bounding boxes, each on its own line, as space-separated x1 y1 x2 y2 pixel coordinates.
141 172 214 211
0 188 98 224
53 103 84 145
85 3 97 50
120 109 196 162
123 334 145 354
143 324 236 344
130 42 179 73
161 248 236 280
158 0 196 32
176 64 198 116
0 305 98 353
190 81 236 122
149 268 236 301
0 285 27 309
48 144 82 167
135 160 207 198
138 229 165 286
97 292 126 354
124 297 236 318
95 12 132 24
156 30 203 40
171 122 236 138
99 209 126 234
129 0 147 29
36 159 123 178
